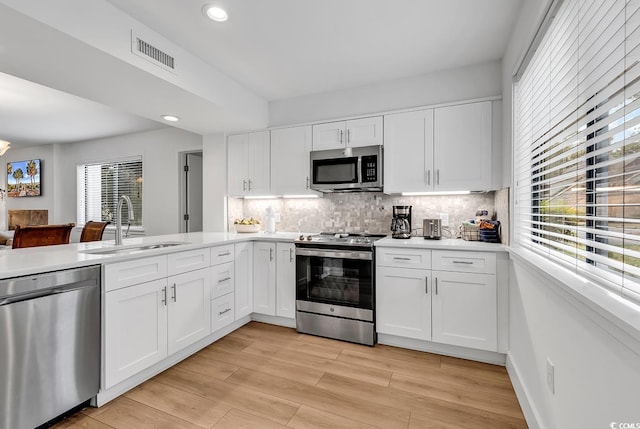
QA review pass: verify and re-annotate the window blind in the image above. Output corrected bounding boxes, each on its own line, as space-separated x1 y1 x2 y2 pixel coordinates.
77 157 143 227
514 0 640 300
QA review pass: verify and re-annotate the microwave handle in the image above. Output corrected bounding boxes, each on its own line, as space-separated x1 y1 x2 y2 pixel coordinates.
357 157 362 184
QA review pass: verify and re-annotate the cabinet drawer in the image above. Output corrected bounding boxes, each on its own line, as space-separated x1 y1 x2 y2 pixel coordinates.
211 293 235 332
168 248 211 276
211 244 234 266
105 255 168 292
376 247 431 269
432 251 496 274
211 262 235 298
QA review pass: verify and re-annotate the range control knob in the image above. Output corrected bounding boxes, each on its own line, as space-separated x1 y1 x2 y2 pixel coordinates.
306 235 313 241
299 235 305 241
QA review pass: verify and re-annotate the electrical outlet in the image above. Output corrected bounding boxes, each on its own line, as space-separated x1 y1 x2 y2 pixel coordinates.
274 212 281 223
546 358 555 394
439 212 449 227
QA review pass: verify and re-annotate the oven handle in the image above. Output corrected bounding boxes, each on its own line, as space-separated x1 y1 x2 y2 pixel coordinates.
296 247 372 261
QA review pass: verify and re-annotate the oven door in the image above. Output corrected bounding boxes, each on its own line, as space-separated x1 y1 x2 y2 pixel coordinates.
296 247 373 317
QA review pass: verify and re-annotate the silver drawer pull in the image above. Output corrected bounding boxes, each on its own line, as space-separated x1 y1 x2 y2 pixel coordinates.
452 260 473 264
219 308 231 316
218 251 231 257
218 277 231 283
393 257 411 261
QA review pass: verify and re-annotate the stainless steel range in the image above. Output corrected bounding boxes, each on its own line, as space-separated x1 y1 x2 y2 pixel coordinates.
295 232 386 345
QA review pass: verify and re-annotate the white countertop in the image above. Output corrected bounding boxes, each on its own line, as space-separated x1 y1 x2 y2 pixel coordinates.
0 231 310 279
0 231 506 279
375 236 507 252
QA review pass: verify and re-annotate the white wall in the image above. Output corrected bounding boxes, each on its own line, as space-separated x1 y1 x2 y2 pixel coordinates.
57 127 202 236
269 61 502 126
502 1 640 427
202 133 226 232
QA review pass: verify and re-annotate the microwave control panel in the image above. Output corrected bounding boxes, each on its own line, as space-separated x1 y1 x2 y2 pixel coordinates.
361 155 378 183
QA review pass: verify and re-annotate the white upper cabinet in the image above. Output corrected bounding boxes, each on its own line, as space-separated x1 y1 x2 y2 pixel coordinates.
227 130 271 196
383 109 434 194
384 101 494 193
312 116 383 150
433 101 492 191
270 126 318 196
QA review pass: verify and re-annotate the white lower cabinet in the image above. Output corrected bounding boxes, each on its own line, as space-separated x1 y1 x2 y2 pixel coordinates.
104 278 168 389
167 268 211 356
376 247 498 353
376 266 431 340
276 242 296 318
234 242 253 319
432 271 497 351
211 292 235 331
253 242 276 316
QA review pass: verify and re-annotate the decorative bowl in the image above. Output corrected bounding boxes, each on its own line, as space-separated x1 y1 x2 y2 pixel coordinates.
234 224 261 233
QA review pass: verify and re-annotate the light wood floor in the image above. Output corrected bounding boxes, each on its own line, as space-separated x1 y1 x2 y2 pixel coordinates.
54 322 527 429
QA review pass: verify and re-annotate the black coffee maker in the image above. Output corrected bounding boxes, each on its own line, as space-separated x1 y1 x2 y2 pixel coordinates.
391 205 412 239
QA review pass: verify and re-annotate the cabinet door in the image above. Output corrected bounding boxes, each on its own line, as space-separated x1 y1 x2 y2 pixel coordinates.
167 268 211 356
227 134 249 196
432 271 497 351
253 242 276 315
248 130 271 194
376 267 431 340
313 121 346 150
104 279 168 388
383 109 434 194
276 242 296 319
234 242 254 319
346 116 383 148
271 126 317 196
433 101 492 191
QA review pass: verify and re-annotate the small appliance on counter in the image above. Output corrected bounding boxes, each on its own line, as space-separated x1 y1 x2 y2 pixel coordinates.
423 218 442 239
391 205 412 239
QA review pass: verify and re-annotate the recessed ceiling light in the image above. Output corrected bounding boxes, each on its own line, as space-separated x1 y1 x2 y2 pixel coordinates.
161 115 180 122
203 5 228 22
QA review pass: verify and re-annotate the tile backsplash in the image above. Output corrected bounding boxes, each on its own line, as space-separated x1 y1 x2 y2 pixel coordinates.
229 192 503 239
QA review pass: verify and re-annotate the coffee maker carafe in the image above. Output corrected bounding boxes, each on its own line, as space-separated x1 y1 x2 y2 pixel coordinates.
391 205 412 239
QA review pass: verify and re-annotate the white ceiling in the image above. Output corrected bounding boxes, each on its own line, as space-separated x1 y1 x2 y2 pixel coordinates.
106 0 523 101
0 72 165 146
0 0 523 148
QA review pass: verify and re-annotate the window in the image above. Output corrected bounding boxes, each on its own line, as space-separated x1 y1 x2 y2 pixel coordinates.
514 0 640 299
77 157 143 228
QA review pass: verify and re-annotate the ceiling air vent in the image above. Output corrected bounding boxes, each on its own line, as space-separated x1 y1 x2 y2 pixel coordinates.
131 31 175 73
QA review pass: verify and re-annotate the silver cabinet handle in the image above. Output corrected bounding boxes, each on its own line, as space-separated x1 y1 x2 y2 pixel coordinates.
289 248 293 263
219 308 231 316
347 128 351 143
242 180 247 191
161 286 167 306
393 257 411 261
172 283 177 302
427 170 431 186
219 251 231 257
269 247 274 261
248 179 253 191
435 278 438 295
218 276 232 283
425 277 429 294
452 260 473 264
436 169 440 185
340 129 344 145
306 177 310 189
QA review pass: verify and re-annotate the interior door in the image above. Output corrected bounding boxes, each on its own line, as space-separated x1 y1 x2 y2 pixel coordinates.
185 152 203 232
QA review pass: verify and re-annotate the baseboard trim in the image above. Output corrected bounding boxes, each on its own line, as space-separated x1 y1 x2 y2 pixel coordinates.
506 352 545 429
377 333 506 365
251 313 296 328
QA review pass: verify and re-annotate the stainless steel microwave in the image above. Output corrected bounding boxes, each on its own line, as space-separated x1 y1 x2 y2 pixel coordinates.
310 145 383 192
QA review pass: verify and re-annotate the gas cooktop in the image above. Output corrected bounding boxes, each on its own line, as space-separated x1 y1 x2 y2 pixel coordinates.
294 232 387 247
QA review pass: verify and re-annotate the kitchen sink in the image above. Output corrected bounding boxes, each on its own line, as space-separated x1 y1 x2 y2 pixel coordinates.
80 241 190 255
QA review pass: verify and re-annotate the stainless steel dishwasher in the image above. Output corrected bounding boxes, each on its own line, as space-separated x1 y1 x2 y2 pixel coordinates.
0 265 101 429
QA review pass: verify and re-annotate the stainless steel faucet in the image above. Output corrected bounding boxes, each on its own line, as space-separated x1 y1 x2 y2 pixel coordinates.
115 195 134 245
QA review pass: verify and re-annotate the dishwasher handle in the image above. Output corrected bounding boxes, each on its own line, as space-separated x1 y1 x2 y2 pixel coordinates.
0 279 98 306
